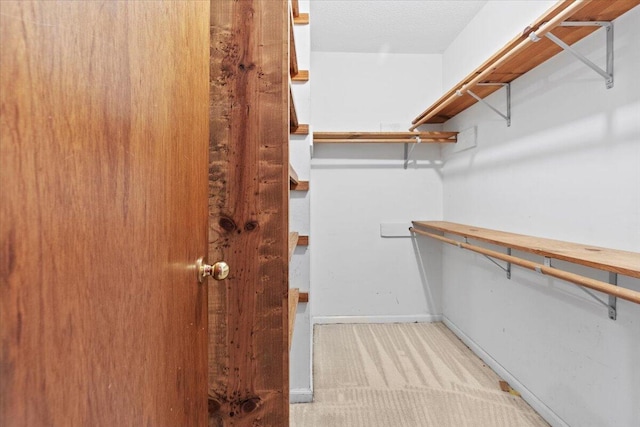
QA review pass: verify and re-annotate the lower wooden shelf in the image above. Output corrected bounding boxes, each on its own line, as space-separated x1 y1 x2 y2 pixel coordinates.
411 221 640 308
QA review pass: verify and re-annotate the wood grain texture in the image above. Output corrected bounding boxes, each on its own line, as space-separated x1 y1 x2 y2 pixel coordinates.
411 227 640 305
288 288 300 351
289 164 300 185
290 83 299 130
290 124 310 135
411 0 640 126
412 221 640 279
292 70 309 81
291 0 299 17
313 131 457 143
289 232 300 261
209 0 289 425
1 1 210 425
290 181 310 191
294 13 310 25
289 5 299 77
297 236 309 246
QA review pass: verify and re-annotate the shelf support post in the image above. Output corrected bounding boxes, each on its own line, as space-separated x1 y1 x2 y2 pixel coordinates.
608 272 617 320
463 83 511 126
535 22 613 89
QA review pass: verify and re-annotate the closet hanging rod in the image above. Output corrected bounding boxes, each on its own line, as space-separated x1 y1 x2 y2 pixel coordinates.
409 0 590 130
409 227 640 306
314 138 455 144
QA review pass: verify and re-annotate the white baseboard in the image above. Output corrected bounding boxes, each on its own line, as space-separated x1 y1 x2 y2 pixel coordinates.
313 314 442 325
290 388 313 404
442 316 569 427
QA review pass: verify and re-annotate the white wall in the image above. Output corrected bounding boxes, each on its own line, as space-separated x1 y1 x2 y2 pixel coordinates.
289 0 312 403
439 3 640 426
311 52 444 323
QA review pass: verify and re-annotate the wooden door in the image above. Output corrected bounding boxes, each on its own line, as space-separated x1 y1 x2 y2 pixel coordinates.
0 1 210 426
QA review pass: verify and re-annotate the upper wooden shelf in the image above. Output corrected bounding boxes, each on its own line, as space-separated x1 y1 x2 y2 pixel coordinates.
412 221 640 279
314 131 458 144
411 0 640 129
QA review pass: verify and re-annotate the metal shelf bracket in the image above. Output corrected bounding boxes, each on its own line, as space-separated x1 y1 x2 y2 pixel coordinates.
460 83 511 126
533 21 614 89
403 135 421 169
482 247 512 279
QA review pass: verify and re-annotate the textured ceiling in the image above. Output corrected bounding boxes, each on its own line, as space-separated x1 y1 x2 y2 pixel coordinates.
310 0 488 54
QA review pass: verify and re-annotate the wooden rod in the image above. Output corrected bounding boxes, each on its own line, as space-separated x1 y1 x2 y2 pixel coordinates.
314 131 458 139
410 227 640 305
410 0 591 130
313 138 456 144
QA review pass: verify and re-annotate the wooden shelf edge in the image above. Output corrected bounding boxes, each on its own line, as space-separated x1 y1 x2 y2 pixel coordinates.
291 0 299 17
292 70 309 82
297 235 309 246
313 131 457 144
412 221 640 279
290 180 309 191
290 124 309 135
299 292 309 303
294 13 309 25
288 288 300 351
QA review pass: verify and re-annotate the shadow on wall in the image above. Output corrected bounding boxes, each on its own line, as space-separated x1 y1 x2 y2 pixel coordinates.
312 143 444 170
411 233 443 316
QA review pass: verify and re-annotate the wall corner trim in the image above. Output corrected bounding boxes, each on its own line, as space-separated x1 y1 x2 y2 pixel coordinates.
442 316 570 427
290 388 314 404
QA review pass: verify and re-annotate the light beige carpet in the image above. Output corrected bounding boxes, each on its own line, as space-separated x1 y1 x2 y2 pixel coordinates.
290 322 549 427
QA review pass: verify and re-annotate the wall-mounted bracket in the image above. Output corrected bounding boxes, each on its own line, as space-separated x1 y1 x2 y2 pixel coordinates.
482 249 511 279
461 83 511 126
533 21 613 89
607 272 618 320
403 135 421 169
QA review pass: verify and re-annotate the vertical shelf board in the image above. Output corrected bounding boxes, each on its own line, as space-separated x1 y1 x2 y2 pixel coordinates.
209 0 289 425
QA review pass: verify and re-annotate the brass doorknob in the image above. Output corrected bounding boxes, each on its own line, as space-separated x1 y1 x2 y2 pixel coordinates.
196 257 229 283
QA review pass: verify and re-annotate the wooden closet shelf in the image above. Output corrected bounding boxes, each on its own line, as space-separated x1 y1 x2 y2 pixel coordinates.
297 235 309 246
411 0 640 129
294 13 309 25
290 124 309 135
288 232 299 261
290 180 309 191
411 221 640 306
289 84 299 131
288 288 299 351
292 70 309 82
289 4 298 74
314 131 457 144
289 164 299 185
299 292 309 303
